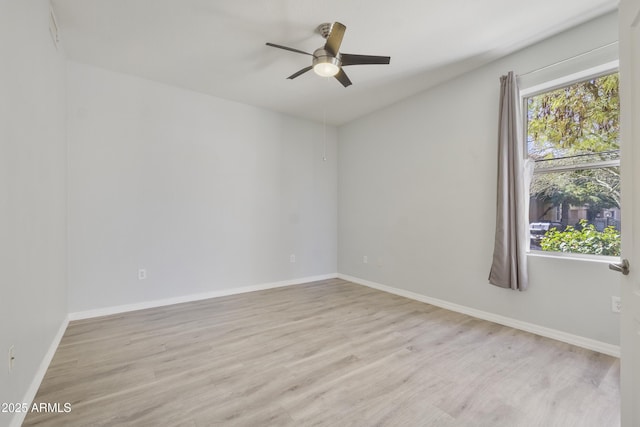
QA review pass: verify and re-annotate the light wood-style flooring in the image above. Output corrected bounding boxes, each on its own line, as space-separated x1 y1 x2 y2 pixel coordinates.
24 278 620 426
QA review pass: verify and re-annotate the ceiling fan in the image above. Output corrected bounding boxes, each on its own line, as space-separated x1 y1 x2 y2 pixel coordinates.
266 22 391 87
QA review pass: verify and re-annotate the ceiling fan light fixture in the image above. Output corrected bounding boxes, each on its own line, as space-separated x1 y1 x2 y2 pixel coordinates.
312 49 341 77
313 62 339 77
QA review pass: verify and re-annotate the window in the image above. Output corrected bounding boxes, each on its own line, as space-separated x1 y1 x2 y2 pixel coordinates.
525 71 620 257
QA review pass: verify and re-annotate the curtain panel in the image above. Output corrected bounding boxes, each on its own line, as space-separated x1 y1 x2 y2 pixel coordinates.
489 72 532 291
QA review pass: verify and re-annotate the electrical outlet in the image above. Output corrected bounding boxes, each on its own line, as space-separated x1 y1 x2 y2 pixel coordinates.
290 254 296 263
138 268 147 280
363 255 368 264
8 345 15 372
611 296 622 313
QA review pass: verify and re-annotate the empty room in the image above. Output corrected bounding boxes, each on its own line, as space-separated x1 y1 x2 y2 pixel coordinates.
2 0 640 426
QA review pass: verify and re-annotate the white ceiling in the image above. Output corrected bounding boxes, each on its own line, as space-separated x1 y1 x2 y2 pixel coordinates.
51 0 617 125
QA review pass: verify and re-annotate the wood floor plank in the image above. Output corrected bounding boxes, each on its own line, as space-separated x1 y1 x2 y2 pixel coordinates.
23 279 620 426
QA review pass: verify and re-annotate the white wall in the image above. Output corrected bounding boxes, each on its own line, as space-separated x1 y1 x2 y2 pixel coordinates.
338 12 621 346
0 0 68 425
67 62 337 313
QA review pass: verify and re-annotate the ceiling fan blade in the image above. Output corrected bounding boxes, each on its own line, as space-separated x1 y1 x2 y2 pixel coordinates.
334 68 352 87
324 22 346 56
287 66 313 80
266 42 313 56
340 53 391 66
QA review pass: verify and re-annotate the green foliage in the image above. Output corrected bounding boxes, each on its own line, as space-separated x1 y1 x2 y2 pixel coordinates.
528 73 619 157
540 220 620 256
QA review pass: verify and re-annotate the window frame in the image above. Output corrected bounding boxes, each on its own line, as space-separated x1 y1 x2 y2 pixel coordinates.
520 61 621 261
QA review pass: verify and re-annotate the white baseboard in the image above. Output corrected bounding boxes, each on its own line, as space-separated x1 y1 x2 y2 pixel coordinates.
68 273 339 321
10 315 69 427
338 273 620 358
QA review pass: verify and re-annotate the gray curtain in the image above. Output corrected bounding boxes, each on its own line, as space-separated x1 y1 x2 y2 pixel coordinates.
489 72 532 291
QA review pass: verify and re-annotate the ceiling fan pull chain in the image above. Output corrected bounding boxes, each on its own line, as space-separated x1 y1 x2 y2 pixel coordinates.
323 105 327 162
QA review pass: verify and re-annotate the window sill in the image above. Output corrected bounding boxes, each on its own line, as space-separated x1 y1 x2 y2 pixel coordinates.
527 250 619 264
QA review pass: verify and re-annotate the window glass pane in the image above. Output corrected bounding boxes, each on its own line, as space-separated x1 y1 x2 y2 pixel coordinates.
527 73 619 164
529 167 620 256
526 72 620 257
